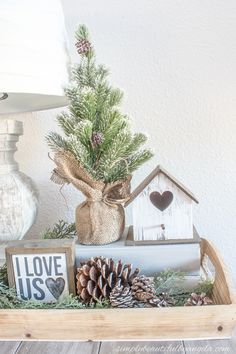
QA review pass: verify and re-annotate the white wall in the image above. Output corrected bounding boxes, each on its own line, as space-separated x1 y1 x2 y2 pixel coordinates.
7 0 236 282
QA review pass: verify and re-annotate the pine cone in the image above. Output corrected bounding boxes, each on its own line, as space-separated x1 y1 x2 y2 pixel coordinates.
110 285 135 308
155 292 175 307
76 257 140 303
185 293 213 306
131 275 158 306
75 39 92 54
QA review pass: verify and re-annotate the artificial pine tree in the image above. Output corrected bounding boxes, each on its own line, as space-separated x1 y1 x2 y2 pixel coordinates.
47 25 153 245
47 25 152 184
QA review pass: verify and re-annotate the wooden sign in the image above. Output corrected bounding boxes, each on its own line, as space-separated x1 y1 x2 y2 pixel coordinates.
6 239 75 302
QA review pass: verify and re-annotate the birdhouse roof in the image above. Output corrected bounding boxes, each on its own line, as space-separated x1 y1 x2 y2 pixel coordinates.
125 165 199 207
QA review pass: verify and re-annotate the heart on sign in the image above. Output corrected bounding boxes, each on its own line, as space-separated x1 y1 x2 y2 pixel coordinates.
149 191 174 211
45 277 65 300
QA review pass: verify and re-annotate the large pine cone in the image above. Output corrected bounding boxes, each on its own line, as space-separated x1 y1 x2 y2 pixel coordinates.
76 257 140 303
185 293 213 306
131 275 158 306
110 285 135 308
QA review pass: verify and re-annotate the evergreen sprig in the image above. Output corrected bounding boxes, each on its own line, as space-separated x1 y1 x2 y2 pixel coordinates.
154 269 214 306
0 279 110 309
47 24 153 183
0 283 22 309
0 263 8 286
42 220 77 239
193 279 214 297
154 269 186 295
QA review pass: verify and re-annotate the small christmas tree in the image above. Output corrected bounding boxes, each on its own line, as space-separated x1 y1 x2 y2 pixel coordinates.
47 25 153 183
47 25 153 245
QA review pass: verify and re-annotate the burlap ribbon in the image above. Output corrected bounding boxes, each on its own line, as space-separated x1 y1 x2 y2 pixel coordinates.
50 150 131 244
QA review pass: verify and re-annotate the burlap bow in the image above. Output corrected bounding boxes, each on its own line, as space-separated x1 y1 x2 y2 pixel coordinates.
50 150 131 245
50 150 131 205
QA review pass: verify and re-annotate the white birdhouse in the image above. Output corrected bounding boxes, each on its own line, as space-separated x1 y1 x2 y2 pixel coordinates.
125 166 199 245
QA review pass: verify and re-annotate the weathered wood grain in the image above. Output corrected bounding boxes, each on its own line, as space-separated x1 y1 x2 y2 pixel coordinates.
0 341 21 354
201 238 235 304
125 225 200 245
16 341 100 354
0 339 234 354
100 341 185 354
184 339 234 354
0 305 235 341
132 173 194 241
125 165 199 206
0 239 234 341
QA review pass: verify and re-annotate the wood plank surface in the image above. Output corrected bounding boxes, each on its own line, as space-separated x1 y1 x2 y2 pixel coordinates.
0 341 21 354
0 339 234 354
184 339 234 354
0 305 235 341
17 341 100 354
100 341 185 354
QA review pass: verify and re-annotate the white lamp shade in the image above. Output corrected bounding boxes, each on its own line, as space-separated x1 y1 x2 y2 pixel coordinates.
0 0 70 114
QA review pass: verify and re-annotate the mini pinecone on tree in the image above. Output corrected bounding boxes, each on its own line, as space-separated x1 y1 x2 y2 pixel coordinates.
76 257 140 303
185 293 213 306
131 275 159 307
110 283 135 308
91 132 104 148
75 39 92 54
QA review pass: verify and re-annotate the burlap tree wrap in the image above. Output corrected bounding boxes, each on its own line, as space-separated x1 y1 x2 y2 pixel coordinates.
50 151 131 245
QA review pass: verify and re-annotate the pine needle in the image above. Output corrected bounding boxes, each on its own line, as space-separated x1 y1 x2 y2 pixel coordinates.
42 220 77 239
47 24 153 183
0 263 8 286
154 269 214 306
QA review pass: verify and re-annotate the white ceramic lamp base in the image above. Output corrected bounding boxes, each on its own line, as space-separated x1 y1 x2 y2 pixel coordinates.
0 120 38 241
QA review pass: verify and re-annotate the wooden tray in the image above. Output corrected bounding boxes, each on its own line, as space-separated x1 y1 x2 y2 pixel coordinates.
0 238 235 341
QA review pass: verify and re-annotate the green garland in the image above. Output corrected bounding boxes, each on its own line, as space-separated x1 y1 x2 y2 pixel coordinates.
0 268 109 309
0 262 213 309
154 269 213 306
0 221 214 309
154 269 186 294
0 263 8 286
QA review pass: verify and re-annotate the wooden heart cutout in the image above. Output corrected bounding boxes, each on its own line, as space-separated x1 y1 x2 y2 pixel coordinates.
45 277 65 300
149 191 173 211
